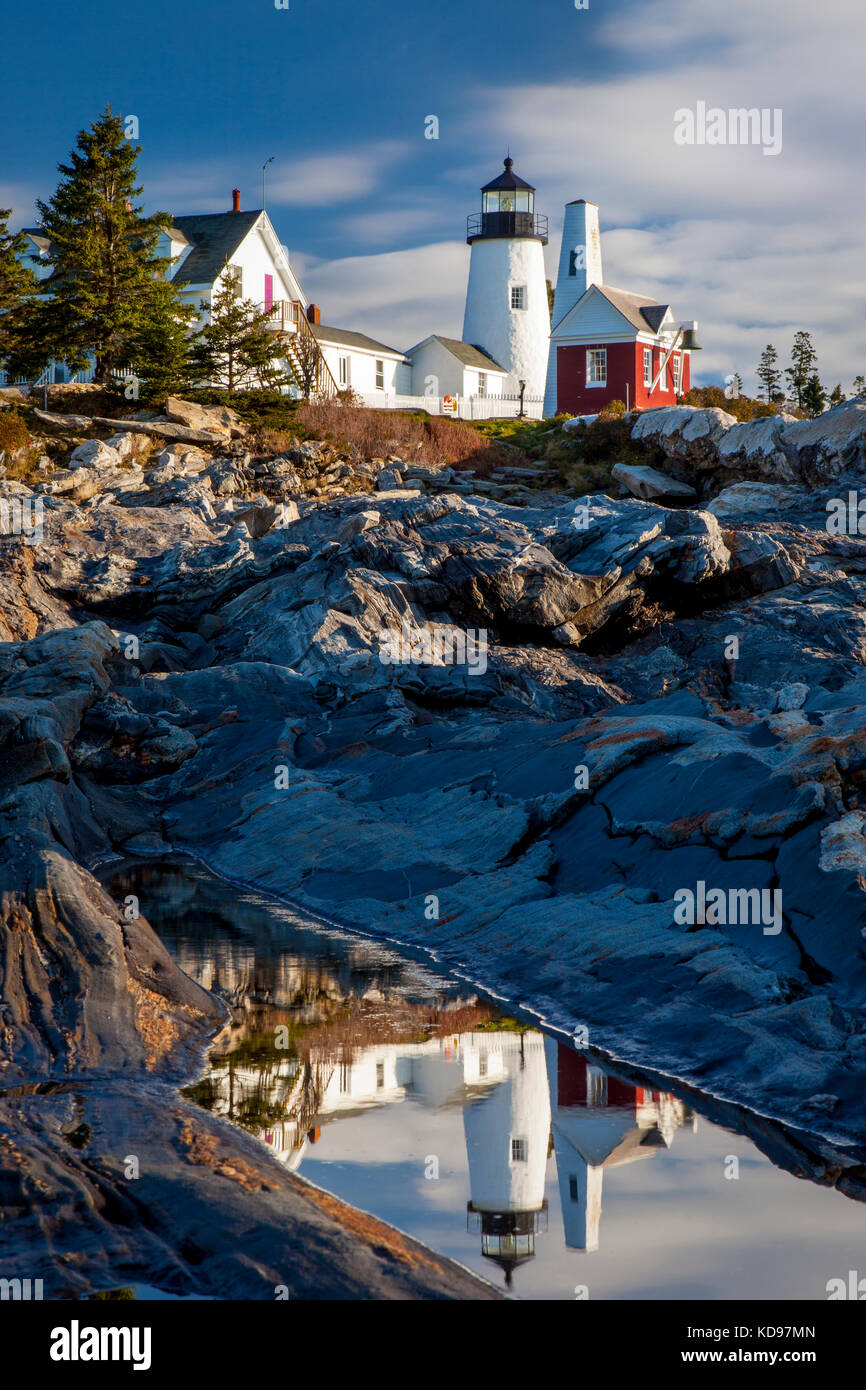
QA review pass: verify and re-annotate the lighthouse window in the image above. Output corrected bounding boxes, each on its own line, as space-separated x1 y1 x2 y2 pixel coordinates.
376 1061 385 1089
375 359 385 390
511 285 526 310
511 1138 528 1162
643 347 653 387
587 349 607 386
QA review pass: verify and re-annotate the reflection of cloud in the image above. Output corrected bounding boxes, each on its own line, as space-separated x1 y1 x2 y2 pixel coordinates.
298 1074 866 1301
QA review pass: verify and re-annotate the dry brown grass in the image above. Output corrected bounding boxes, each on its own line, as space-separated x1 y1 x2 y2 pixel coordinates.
294 401 526 478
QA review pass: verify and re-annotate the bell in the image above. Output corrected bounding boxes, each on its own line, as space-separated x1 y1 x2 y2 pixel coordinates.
680 323 702 351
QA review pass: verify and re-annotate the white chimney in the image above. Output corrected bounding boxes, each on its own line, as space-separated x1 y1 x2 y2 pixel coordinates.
550 199 603 329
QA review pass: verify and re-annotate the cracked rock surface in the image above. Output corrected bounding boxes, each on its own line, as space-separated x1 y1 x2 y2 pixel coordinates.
3 404 866 1291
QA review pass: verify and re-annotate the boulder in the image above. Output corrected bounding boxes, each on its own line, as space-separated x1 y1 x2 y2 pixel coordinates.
611 461 697 502
707 481 805 519
377 467 403 490
67 439 121 472
104 430 147 462
164 396 245 440
631 405 737 467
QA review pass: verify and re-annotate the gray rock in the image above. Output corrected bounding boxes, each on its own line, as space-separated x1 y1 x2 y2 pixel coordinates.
611 461 697 501
67 439 121 472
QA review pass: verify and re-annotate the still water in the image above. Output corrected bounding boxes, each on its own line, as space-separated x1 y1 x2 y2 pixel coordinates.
103 856 866 1301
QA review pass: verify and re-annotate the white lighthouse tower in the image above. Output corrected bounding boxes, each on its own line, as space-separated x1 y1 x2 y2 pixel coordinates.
462 157 550 401
543 199 603 417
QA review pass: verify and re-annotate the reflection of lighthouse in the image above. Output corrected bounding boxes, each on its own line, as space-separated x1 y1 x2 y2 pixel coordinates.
463 1032 551 1287
545 1038 694 1253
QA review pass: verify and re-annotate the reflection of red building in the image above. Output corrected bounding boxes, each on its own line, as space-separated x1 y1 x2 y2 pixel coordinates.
545 1040 694 1252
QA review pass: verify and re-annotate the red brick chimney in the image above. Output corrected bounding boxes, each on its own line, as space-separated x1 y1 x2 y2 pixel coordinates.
306 303 321 325
231 188 241 212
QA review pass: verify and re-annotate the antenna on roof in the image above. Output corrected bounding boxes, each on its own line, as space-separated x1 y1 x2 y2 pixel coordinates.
262 156 275 212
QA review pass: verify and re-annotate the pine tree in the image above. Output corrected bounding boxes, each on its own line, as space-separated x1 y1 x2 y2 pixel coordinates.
829 383 846 407
853 375 866 398
756 344 782 403
192 275 289 394
0 209 40 375
802 373 826 417
28 106 183 382
128 277 197 402
785 331 818 409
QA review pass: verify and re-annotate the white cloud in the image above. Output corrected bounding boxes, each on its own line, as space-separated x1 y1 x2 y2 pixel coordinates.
300 241 469 351
452 0 866 393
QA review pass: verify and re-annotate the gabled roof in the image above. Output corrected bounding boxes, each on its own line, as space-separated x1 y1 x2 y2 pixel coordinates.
312 324 407 360
162 225 190 246
20 228 51 255
405 335 508 373
552 283 674 338
169 210 262 284
481 157 535 194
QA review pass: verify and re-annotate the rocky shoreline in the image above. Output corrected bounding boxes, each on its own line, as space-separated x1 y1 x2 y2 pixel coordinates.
3 391 866 1294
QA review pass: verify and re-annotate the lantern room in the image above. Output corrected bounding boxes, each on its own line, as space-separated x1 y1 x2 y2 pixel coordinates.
467 157 548 244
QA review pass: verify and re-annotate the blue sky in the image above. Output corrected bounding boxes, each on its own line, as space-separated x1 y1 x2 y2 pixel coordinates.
2 0 864 391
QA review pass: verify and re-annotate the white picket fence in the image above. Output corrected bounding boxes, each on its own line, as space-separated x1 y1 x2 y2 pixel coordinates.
357 392 544 421
0 359 136 389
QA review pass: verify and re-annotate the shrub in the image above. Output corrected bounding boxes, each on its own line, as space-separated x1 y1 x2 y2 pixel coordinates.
0 409 40 477
292 401 527 477
683 385 779 421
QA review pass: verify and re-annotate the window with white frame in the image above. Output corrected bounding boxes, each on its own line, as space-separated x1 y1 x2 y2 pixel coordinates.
511 1138 528 1162
643 347 653 388
375 359 384 390
338 355 350 387
477 371 487 397
586 348 607 386
511 284 526 309
672 352 682 394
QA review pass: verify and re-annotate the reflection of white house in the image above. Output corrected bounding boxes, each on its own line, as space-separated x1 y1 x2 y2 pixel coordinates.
545 1037 694 1253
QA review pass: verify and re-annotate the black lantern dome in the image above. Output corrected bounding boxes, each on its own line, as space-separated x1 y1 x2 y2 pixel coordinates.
467 157 548 245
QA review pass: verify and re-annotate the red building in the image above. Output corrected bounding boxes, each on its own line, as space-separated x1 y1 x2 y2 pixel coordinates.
543 199 700 417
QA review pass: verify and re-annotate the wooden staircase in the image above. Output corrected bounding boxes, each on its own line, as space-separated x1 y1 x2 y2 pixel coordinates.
264 300 338 398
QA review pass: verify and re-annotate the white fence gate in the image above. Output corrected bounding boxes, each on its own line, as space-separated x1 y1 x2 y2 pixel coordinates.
357 392 544 421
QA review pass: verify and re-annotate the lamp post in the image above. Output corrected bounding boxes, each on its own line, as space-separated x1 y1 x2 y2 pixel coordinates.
262 156 275 211
518 378 526 419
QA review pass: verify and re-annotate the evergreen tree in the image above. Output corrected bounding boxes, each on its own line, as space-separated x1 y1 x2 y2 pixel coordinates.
785 331 818 409
756 344 782 403
802 373 826 417
128 277 197 402
0 209 40 376
828 383 846 407
853 375 866 398
192 275 289 393
27 106 183 382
